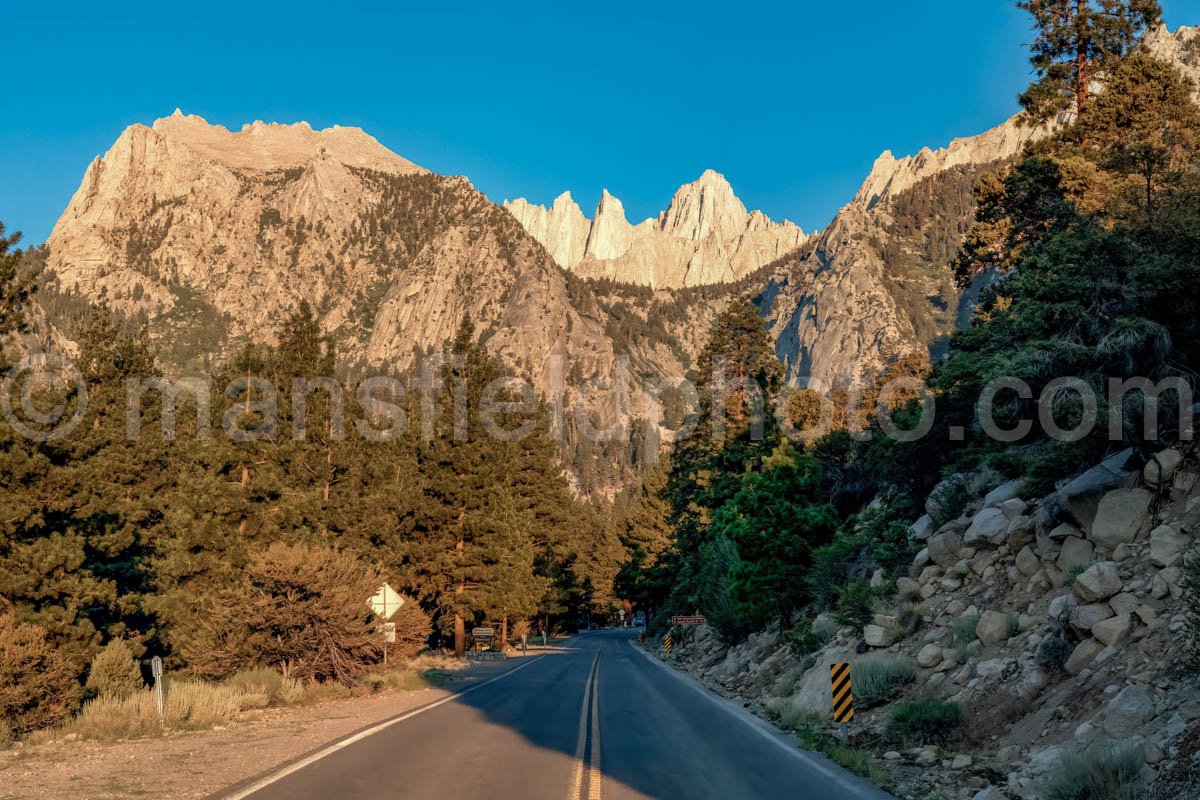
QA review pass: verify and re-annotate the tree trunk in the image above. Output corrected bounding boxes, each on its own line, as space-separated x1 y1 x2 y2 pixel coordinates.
1075 0 1089 117
454 612 465 658
1146 168 1155 231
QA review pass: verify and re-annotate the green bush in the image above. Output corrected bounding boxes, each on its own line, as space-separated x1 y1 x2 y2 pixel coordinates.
85 640 144 698
852 655 918 706
886 698 962 745
835 579 885 630
0 613 82 735
954 614 980 647
1041 742 1146 800
782 618 836 658
928 475 973 528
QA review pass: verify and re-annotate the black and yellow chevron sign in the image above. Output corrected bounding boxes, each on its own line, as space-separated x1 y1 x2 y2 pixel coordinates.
830 662 854 723
663 634 673 654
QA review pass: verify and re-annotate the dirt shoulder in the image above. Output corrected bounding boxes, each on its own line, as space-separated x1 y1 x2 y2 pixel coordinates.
0 678 462 800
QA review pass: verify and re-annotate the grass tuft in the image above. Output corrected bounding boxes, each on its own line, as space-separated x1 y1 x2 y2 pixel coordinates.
885 698 962 746
1041 742 1146 800
851 655 917 706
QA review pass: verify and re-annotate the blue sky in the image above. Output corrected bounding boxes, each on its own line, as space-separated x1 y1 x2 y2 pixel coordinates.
4 0 1200 245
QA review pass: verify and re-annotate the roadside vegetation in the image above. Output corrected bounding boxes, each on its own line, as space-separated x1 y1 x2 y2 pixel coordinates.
0 219 621 740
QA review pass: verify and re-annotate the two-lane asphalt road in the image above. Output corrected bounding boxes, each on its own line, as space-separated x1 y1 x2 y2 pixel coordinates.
218 630 893 800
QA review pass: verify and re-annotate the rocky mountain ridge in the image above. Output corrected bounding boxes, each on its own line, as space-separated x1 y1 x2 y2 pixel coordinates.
853 23 1200 212
504 170 809 289
756 23 1200 389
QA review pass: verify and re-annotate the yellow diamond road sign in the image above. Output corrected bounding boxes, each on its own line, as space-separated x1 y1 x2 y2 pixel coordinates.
368 583 404 620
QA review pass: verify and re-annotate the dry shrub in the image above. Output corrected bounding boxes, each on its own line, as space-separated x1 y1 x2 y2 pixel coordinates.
0 613 82 735
68 680 243 741
225 668 304 708
387 597 432 659
85 639 144 698
511 619 532 643
183 543 383 686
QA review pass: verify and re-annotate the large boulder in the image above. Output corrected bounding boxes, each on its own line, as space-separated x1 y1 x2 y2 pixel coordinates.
976 610 1012 647
928 531 963 569
917 643 944 668
863 624 897 648
1090 489 1152 550
1070 602 1114 634
786 645 858 720
971 788 1004 800
964 507 1010 547
1144 449 1183 487
1065 638 1105 674
1008 516 1037 552
1149 525 1191 568
984 480 1024 507
1048 593 1077 622
1016 546 1041 577
910 514 935 542
1042 449 1134 530
999 497 1028 519
1092 614 1132 647
1075 562 1123 602
1104 685 1156 738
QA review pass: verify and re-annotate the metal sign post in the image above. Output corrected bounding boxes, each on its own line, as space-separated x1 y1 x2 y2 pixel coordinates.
367 583 404 667
151 656 164 722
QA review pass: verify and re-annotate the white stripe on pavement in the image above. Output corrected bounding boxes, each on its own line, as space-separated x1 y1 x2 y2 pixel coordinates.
221 655 547 800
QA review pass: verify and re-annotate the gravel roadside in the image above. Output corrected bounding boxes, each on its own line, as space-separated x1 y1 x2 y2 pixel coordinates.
0 681 459 800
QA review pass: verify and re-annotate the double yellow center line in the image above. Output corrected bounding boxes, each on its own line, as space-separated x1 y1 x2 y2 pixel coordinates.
570 650 603 800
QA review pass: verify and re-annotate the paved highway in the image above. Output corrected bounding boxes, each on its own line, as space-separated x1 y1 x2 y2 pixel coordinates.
217 630 894 800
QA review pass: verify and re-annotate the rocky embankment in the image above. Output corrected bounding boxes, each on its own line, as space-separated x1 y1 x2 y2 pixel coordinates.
653 448 1199 800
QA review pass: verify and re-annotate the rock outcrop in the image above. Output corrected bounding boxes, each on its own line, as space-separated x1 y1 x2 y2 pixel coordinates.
504 170 809 289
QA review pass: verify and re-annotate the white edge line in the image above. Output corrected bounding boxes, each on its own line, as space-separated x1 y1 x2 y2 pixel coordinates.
628 641 893 800
221 655 546 800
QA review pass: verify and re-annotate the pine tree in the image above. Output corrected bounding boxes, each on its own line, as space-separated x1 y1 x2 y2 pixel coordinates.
1083 50 1200 228
620 460 673 566
717 444 839 632
663 298 786 619
1018 0 1162 122
0 224 32 365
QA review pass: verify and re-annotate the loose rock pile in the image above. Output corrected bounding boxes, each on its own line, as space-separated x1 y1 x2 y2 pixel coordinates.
654 448 1199 800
